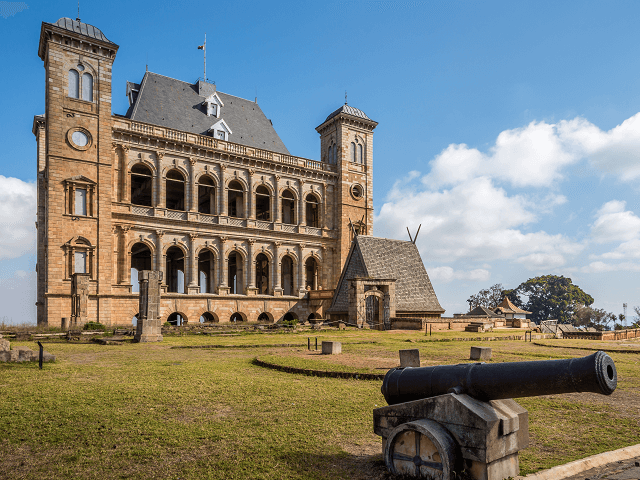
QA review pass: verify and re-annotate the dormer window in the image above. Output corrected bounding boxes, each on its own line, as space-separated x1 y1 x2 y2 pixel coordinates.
203 93 224 117
208 118 232 141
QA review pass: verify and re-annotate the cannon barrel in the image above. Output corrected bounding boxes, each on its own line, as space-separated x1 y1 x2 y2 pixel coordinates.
381 350 617 405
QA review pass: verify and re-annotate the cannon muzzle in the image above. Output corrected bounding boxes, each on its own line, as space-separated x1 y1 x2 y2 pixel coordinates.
381 350 616 405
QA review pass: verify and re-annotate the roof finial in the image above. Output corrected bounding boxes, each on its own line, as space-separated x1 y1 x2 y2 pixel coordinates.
77 0 80 22
345 90 348 105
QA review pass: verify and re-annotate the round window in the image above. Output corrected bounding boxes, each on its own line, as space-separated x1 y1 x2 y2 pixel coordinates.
351 184 363 200
77 64 85 71
71 131 89 147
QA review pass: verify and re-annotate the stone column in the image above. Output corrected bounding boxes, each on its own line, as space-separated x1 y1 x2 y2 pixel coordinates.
134 270 163 342
274 175 281 223
273 242 283 296
155 151 164 208
247 240 256 293
320 183 328 229
189 158 197 212
297 243 306 296
187 233 199 293
248 170 255 219
120 225 130 285
155 230 165 286
71 273 90 328
217 236 229 294
122 145 131 203
219 165 227 216
243 175 250 219
298 179 306 226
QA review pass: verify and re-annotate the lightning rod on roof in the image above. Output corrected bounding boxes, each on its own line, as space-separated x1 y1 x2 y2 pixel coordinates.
77 0 80 22
197 34 207 82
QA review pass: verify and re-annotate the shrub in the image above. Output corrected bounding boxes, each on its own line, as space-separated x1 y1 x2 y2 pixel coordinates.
281 319 298 327
83 321 106 331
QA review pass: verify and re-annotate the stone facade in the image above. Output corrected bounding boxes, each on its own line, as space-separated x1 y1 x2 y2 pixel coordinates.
34 17 376 327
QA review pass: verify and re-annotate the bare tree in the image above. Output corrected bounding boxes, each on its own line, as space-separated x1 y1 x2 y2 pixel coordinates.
467 284 505 311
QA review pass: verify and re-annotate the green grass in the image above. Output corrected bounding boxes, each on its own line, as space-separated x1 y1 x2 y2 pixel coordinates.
1 330 639 479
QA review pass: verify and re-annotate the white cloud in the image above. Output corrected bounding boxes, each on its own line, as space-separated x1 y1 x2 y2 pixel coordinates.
581 261 640 273
428 266 490 283
0 176 36 261
590 200 640 244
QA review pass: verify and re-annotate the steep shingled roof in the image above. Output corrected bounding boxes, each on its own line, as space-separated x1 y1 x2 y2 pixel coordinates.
125 72 290 155
495 297 531 314
328 236 444 314
51 17 115 44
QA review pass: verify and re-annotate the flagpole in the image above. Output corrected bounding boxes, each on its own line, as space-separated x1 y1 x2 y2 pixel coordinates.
204 34 206 81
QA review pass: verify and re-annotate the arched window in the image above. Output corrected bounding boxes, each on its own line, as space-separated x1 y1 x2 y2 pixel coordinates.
130 242 152 293
166 247 185 293
332 144 337 164
305 194 319 228
228 251 244 294
198 175 216 214
281 255 294 296
305 257 319 290
327 145 332 164
82 73 93 102
228 180 244 218
167 312 185 326
358 143 363 164
198 250 215 293
131 164 153 206
166 169 185 211
351 142 356 162
255 253 269 295
281 189 295 224
255 185 271 221
68 70 79 99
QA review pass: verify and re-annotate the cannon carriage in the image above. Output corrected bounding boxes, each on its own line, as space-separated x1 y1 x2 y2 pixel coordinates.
373 351 617 480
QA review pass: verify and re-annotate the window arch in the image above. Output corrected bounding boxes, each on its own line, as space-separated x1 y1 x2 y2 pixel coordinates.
68 69 79 98
198 249 216 293
198 175 216 214
228 251 244 294
305 193 319 228
255 185 271 221
358 143 363 164
305 257 319 290
130 242 152 293
82 73 93 102
281 189 296 224
166 169 185 211
350 142 356 162
166 246 185 293
131 164 153 206
64 236 95 279
255 253 269 295
228 180 244 218
281 255 294 296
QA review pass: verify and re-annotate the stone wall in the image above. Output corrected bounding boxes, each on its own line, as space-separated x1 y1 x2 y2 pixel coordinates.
563 328 640 341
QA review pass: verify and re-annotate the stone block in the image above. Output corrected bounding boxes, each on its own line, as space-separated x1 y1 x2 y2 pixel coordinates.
0 338 9 351
337 322 346 330
470 346 492 361
0 351 16 362
399 348 421 367
321 341 342 355
15 347 35 362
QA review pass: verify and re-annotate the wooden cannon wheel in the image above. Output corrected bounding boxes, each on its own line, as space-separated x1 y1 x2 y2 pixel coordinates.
384 419 459 479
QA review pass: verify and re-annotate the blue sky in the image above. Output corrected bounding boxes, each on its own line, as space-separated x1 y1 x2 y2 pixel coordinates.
1 0 640 324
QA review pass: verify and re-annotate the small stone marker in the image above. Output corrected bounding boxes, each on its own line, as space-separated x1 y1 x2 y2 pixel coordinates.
337 322 346 330
470 346 492 361
399 349 421 367
321 341 342 355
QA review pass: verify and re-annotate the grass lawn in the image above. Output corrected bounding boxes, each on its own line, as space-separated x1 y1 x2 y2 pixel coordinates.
1 329 639 479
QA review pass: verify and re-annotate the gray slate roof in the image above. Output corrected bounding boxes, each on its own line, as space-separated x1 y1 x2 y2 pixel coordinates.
125 72 290 155
51 18 115 44
328 236 445 314
325 104 371 122
467 306 504 317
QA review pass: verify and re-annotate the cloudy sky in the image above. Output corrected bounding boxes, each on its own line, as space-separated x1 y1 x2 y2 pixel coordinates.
1 0 639 324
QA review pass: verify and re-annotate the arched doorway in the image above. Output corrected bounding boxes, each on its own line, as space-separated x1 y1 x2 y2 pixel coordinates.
230 312 246 322
305 257 318 290
281 255 294 296
198 175 216 214
167 312 186 326
255 185 270 221
198 250 215 294
166 246 185 293
130 242 152 293
228 180 244 218
257 312 273 323
281 189 295 224
166 169 185 211
283 311 298 322
228 251 244 294
305 194 319 228
200 312 218 323
255 253 269 295
365 294 381 329
131 164 152 206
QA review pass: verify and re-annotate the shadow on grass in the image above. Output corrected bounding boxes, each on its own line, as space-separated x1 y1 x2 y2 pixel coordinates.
278 450 390 480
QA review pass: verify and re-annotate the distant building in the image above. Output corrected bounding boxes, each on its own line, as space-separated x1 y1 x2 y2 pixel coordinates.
494 297 531 328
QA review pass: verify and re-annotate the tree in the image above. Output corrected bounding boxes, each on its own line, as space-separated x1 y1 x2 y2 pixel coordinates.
573 306 615 331
509 275 594 324
467 284 506 311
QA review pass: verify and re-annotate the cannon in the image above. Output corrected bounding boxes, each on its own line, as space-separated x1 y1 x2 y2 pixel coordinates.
373 351 617 480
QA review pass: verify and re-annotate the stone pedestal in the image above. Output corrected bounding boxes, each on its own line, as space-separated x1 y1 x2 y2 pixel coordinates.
134 270 163 343
470 346 492 361
71 273 90 327
321 341 342 354
399 348 421 367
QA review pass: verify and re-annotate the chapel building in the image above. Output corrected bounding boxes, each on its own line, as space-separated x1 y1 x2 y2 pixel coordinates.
34 17 377 327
